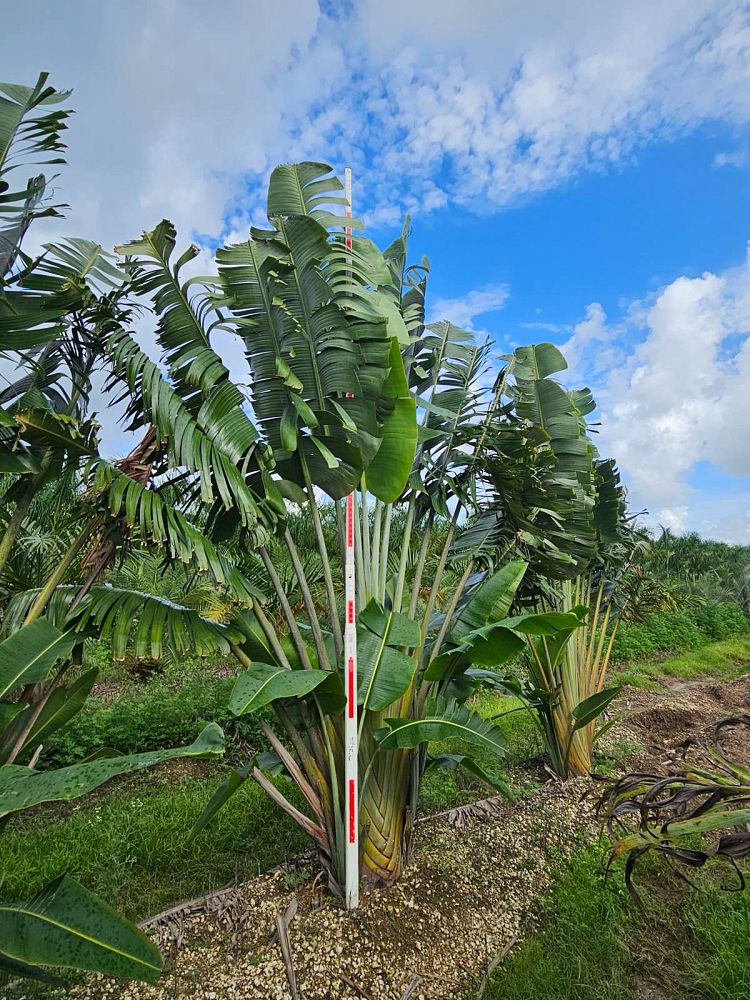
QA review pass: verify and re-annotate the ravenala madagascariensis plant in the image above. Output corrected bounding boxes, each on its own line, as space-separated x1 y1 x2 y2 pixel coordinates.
90 160 628 892
510 577 621 779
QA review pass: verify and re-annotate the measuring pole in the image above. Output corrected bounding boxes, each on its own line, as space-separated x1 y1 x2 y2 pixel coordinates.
343 167 359 910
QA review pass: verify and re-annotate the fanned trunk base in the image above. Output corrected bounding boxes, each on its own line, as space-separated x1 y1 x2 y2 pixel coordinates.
360 751 411 885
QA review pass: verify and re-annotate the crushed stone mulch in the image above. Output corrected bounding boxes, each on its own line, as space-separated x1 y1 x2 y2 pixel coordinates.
67 780 597 1000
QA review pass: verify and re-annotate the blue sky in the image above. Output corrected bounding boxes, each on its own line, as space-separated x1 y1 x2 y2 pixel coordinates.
3 0 750 541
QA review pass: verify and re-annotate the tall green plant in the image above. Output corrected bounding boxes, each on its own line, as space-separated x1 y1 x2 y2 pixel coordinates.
519 577 621 778
90 160 629 891
6 117 627 899
0 73 236 987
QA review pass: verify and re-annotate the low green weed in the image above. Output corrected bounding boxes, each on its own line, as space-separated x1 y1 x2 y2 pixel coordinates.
615 634 750 687
0 769 307 921
39 669 263 766
611 602 747 662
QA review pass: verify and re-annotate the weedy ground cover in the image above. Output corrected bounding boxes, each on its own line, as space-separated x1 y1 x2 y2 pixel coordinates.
477 848 750 1000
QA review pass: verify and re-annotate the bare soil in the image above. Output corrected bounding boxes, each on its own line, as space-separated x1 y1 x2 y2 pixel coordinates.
619 673 750 769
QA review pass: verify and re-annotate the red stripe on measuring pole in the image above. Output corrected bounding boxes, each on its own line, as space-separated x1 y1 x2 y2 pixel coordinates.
346 493 354 548
348 779 356 843
347 657 355 717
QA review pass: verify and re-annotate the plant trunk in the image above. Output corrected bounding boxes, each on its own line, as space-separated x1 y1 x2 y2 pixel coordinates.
359 748 411 884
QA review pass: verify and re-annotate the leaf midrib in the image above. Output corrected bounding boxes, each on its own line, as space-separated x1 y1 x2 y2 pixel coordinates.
0 903 160 973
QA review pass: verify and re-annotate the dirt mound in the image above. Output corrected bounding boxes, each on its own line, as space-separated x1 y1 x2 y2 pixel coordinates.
620 674 750 764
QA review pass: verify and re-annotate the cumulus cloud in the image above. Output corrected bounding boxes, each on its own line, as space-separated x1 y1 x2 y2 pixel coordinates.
5 1 750 538
562 249 750 541
559 303 626 385
3 1 750 252
427 285 510 328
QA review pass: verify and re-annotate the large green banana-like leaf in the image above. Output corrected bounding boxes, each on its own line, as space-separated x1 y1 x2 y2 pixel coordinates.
0 704 24 731
6 668 98 758
357 600 420 713
0 723 223 817
0 74 69 182
500 610 586 635
0 408 100 477
323 234 409 344
116 221 232 406
487 343 602 579
512 342 568 381
187 762 252 842
12 409 99 455
229 663 330 715
425 608 583 682
458 610 583 668
0 874 162 981
105 329 266 530
410 322 490 515
426 752 514 799
0 74 71 277
424 630 523 681
218 161 401 498
0 951 65 985
0 618 79 699
594 458 627 547
217 236 376 497
72 586 247 661
0 588 81 637
0 239 124 350
376 698 507 761
451 560 528 639
266 161 351 222
364 336 417 503
571 687 621 731
87 461 265 604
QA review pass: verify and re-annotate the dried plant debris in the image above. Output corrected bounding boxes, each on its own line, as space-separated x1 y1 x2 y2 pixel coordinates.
598 713 750 900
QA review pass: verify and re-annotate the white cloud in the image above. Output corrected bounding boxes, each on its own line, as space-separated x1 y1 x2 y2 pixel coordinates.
559 303 626 385
714 149 749 167
3 1 750 253
428 285 510 328
559 248 750 541
4 2 750 540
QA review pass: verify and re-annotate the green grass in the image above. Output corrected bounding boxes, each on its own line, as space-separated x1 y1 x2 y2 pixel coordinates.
478 846 631 1000
686 877 750 998
0 768 307 921
1 691 538 924
614 634 750 689
420 693 542 812
474 845 750 1000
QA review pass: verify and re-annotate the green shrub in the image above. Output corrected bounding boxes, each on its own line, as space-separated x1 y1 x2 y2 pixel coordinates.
40 671 263 766
610 622 656 661
611 601 747 662
689 601 747 641
644 610 705 651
